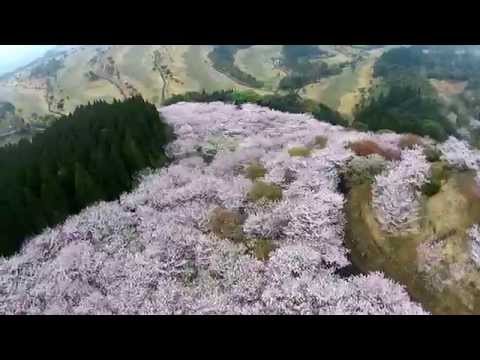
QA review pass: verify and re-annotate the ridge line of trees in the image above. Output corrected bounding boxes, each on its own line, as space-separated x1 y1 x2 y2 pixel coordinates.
164 89 349 127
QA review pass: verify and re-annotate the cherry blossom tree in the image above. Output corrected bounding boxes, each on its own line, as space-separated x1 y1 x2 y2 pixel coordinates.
372 146 431 233
438 136 480 171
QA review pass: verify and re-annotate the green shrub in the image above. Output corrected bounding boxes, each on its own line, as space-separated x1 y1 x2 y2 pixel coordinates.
431 161 448 179
245 162 267 181
258 92 305 113
208 207 245 243
457 114 471 128
422 179 441 197
302 99 319 113
424 146 442 162
473 136 480 150
376 129 396 134
288 146 311 157
313 135 328 149
250 238 275 261
232 90 262 104
353 122 369 131
422 120 448 142
248 181 283 203
421 162 447 197
312 103 349 127
344 154 387 186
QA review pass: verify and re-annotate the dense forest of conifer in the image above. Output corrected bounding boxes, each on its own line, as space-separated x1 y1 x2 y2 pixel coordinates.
354 84 456 141
375 46 480 82
0 96 173 256
353 47 464 141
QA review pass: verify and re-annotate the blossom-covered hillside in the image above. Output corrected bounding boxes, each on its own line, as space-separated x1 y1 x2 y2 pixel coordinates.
0 102 438 314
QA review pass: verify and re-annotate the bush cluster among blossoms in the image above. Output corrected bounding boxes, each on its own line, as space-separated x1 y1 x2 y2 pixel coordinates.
0 102 427 314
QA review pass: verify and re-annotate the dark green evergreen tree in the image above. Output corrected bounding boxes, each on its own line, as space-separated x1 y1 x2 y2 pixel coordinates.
0 96 173 257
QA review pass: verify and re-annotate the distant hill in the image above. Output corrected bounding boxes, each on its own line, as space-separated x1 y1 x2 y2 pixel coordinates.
0 45 386 122
0 45 57 78
4 44 480 147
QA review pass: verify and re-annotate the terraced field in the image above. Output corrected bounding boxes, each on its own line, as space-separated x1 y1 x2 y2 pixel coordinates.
301 47 385 120
301 65 360 112
54 46 122 113
234 45 285 90
112 45 164 102
184 45 241 92
0 85 49 117
0 45 389 121
156 45 194 98
337 58 377 118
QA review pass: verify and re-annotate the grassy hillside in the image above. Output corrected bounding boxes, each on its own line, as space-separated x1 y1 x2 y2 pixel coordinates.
234 45 285 91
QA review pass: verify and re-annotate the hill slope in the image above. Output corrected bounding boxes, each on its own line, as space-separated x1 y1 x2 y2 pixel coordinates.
3 102 480 314
0 102 428 315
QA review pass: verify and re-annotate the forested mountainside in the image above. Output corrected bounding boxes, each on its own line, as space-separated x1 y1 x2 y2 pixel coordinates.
354 46 480 146
2 99 480 314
